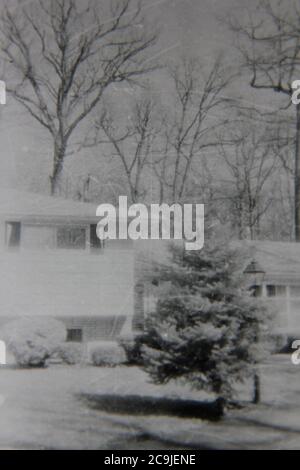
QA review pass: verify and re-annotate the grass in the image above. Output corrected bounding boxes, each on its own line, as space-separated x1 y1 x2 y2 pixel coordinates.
0 354 299 449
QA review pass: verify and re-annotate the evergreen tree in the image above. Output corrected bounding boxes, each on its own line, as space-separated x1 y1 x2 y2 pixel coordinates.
138 239 270 400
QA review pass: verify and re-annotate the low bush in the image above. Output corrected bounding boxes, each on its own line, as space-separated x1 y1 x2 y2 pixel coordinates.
90 341 126 367
269 333 288 353
1 317 66 368
58 342 84 365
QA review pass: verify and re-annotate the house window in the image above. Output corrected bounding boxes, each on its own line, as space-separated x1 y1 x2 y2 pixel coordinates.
266 285 286 297
6 222 21 248
266 285 276 297
66 329 83 342
57 227 86 249
90 224 102 251
275 285 286 297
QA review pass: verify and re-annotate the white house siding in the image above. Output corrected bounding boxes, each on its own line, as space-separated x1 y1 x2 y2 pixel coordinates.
239 240 300 336
0 247 134 320
0 190 136 341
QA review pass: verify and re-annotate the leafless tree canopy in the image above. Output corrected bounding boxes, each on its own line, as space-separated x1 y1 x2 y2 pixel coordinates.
152 57 232 204
93 95 158 204
229 0 300 240
217 125 279 240
0 0 159 194
2 0 298 241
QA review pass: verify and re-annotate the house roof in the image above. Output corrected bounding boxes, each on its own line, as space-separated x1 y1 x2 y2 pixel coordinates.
135 239 300 283
0 189 99 222
237 240 300 283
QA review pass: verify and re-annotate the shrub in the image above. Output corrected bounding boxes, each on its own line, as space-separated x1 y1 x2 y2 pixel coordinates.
58 343 84 365
90 341 126 367
269 333 289 353
119 334 144 365
1 317 66 368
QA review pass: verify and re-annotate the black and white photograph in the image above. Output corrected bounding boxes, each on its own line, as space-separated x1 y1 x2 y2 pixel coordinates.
0 0 300 452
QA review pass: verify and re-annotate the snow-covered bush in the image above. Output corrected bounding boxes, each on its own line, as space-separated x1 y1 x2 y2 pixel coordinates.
135 239 271 400
91 341 126 367
58 343 84 365
1 317 66 367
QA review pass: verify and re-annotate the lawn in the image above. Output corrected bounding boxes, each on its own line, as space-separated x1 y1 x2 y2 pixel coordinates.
0 354 299 449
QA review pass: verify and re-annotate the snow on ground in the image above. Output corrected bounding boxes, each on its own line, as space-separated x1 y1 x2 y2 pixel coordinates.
0 354 299 449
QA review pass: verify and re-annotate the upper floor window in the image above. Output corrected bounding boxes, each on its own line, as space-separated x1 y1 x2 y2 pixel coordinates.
57 227 86 249
5 222 103 252
6 222 21 248
89 224 102 251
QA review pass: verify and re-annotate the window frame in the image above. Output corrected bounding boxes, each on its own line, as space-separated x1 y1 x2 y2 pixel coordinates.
5 221 21 249
66 328 83 343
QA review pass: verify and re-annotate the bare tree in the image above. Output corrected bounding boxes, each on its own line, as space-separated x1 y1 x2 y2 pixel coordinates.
0 0 158 194
229 0 300 239
85 94 158 203
152 57 233 203
217 124 279 240
264 170 294 240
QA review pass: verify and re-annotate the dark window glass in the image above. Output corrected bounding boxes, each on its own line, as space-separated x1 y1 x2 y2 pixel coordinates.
90 224 102 250
66 329 83 342
266 285 276 297
57 227 86 249
6 222 21 248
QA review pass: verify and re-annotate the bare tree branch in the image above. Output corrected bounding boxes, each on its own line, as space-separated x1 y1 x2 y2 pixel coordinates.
0 0 159 194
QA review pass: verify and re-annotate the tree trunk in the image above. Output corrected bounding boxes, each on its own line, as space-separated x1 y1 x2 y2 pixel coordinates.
295 104 300 241
50 144 65 195
253 372 260 404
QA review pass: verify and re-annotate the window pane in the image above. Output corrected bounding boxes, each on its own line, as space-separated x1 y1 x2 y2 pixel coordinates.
57 227 86 249
66 329 83 342
6 222 21 247
266 285 276 297
90 224 102 250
